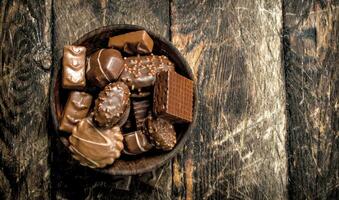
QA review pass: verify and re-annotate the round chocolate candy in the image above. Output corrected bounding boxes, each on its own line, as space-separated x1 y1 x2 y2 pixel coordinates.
69 116 124 168
94 82 131 128
145 116 176 151
86 49 124 88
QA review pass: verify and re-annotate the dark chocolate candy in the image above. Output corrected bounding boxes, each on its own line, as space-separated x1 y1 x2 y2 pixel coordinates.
108 30 154 54
94 82 130 127
86 49 124 88
69 116 124 168
59 91 92 133
153 70 193 123
62 45 86 89
123 130 153 155
145 116 176 151
120 54 175 90
132 99 151 129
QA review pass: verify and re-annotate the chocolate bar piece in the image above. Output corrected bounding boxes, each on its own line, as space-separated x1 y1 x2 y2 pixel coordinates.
120 55 175 90
145 117 176 151
69 116 124 168
153 71 193 123
108 30 154 54
86 49 124 88
132 99 151 129
123 130 153 155
94 82 131 128
62 45 86 89
59 91 92 133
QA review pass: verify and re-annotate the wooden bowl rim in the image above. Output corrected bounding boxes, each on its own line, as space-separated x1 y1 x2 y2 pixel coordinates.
49 24 198 175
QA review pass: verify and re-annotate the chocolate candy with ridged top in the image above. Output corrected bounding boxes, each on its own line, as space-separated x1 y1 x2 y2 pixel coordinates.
108 30 154 55
86 49 124 88
94 82 131 128
132 99 151 129
69 116 124 168
123 130 153 155
62 45 86 89
119 54 175 90
145 116 176 151
59 91 92 133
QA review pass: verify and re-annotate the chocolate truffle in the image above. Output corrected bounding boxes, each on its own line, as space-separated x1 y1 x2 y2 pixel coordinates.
94 82 131 127
59 91 92 133
108 30 154 54
153 70 193 123
86 49 124 88
123 130 153 155
145 117 176 151
62 45 86 89
69 116 124 168
120 54 175 90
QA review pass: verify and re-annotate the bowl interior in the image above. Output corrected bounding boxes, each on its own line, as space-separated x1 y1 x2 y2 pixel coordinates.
51 25 196 175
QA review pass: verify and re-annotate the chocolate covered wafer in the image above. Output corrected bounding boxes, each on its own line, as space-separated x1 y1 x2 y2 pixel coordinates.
86 49 124 88
62 45 86 89
94 82 131 128
123 130 153 155
153 70 193 123
132 99 151 129
69 116 124 168
145 117 176 151
108 30 154 54
120 55 175 90
59 91 92 133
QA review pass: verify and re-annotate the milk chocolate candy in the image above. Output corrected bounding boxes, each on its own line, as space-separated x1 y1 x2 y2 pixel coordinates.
132 99 151 129
59 91 92 133
120 55 175 90
123 130 153 155
153 70 193 123
69 116 124 168
86 49 124 88
62 45 86 89
94 82 131 127
108 30 154 54
145 117 176 151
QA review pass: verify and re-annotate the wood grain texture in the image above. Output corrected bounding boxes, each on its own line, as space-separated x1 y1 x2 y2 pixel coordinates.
283 1 339 199
51 0 172 199
171 0 287 199
0 0 52 199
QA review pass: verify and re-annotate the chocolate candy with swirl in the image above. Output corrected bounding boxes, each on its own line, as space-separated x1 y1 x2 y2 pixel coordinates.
59 91 92 133
62 45 86 89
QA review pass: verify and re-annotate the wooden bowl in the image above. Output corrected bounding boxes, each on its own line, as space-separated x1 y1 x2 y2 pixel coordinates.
50 24 197 175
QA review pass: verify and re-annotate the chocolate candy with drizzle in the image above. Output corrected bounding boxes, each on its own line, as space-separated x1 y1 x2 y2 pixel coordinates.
108 30 154 55
59 91 92 133
93 82 131 128
62 45 86 89
123 130 153 155
69 116 124 168
86 49 124 88
119 54 175 90
145 116 176 151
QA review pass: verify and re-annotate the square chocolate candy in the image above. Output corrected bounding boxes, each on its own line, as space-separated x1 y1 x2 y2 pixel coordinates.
62 45 86 89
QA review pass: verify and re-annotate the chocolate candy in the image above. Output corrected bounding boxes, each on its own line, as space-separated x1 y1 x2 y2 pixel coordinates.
123 130 153 155
120 55 175 90
94 82 131 127
62 45 86 89
69 116 124 168
108 30 154 54
145 117 176 151
86 49 124 88
153 70 193 123
59 91 92 133
132 99 150 129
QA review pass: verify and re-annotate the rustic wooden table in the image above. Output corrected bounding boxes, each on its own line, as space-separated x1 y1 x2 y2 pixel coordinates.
0 0 338 199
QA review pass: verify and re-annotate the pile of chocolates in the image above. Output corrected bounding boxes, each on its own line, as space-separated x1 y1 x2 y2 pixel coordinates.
59 30 193 168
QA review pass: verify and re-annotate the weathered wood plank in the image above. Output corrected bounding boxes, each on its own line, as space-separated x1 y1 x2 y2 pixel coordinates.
283 1 339 199
0 0 52 199
51 0 171 199
171 0 287 199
